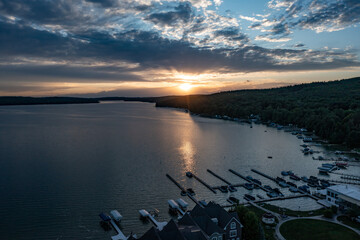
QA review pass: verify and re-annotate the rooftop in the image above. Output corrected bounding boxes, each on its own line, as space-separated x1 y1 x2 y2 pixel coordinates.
327 185 360 202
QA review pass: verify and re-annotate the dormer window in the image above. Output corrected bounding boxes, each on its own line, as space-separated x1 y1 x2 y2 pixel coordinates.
231 222 236 229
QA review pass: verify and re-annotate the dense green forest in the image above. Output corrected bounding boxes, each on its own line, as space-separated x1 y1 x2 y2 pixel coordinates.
155 77 360 148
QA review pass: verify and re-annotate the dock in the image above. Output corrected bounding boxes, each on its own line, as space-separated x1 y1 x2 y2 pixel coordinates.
166 173 204 207
331 172 360 181
228 169 270 192
318 178 360 185
250 169 321 200
166 174 186 192
109 220 128 240
221 194 311 208
191 172 217 194
207 169 232 185
140 210 167 231
251 169 277 183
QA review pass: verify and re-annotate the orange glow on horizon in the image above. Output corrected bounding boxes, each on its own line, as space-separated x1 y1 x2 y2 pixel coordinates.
178 83 193 92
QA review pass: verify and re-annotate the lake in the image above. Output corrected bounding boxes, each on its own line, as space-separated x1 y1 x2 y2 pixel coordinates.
0 101 356 239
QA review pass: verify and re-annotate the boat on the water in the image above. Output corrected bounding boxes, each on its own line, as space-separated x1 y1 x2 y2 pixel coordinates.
289 187 298 193
336 162 348 168
290 175 301 181
256 194 264 199
301 176 308 182
273 188 284 196
227 196 240 204
244 194 256 201
219 185 228 193
264 185 273 191
278 181 288 188
181 190 187 196
244 183 254 190
187 188 195 196
176 198 189 209
228 185 237 192
252 179 262 185
281 171 289 176
276 177 286 182
186 172 193 178
287 182 297 188
267 192 278 198
110 210 123 223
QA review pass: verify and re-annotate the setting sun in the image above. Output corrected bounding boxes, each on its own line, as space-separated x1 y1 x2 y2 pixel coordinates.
179 83 193 91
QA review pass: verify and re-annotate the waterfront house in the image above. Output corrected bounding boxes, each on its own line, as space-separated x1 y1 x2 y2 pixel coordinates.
326 185 360 211
190 202 243 240
136 202 243 240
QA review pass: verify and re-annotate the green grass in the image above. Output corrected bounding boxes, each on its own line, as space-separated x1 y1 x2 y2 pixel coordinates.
260 203 326 217
280 219 360 240
338 216 360 231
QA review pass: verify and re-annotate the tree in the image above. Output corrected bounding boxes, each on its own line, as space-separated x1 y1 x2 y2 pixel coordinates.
243 211 264 240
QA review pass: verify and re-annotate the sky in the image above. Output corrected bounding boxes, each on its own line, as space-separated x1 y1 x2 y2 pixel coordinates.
0 0 360 97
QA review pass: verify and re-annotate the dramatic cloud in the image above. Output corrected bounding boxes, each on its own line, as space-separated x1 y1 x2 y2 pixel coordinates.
0 0 359 95
247 0 360 41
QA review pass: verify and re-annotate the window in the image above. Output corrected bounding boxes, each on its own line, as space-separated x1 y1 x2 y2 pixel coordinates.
231 222 236 229
230 230 237 237
218 236 222 240
211 237 217 240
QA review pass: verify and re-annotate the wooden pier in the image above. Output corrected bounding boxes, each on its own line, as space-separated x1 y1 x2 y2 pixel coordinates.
192 173 217 194
228 169 270 192
331 172 360 181
221 194 309 208
166 174 185 192
251 169 278 183
166 173 205 207
207 169 232 185
250 169 321 200
318 177 360 185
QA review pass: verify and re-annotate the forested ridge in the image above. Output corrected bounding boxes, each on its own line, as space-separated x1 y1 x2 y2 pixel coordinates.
155 77 360 148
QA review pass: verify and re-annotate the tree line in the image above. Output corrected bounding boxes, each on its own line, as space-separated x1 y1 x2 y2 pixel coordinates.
155 77 360 148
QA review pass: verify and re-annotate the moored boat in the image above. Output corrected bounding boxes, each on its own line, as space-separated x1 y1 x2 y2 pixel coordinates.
228 185 237 192
290 175 301 181
227 196 239 204
244 183 254 190
187 188 195 196
219 185 229 193
244 194 256 201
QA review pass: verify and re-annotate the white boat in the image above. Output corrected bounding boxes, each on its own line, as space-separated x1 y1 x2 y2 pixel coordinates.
110 210 123 222
168 199 179 209
176 198 188 209
139 209 150 218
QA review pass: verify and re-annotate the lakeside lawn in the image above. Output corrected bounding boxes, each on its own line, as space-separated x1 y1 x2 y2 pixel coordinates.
260 203 325 217
280 219 360 240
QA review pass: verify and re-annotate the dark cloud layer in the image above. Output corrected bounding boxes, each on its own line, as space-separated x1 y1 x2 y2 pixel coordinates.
263 0 360 38
0 0 359 86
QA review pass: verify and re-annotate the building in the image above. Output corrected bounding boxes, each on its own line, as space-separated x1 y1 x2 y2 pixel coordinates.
136 202 243 240
326 185 360 210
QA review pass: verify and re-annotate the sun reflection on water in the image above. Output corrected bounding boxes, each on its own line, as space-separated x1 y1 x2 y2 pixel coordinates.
179 141 195 172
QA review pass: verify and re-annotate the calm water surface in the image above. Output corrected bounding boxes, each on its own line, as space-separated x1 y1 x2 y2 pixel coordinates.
0 102 357 239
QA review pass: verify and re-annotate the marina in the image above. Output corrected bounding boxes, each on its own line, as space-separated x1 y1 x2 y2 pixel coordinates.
1 102 360 239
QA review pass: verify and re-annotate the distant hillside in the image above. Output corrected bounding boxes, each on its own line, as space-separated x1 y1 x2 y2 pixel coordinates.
155 77 360 148
0 97 99 105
